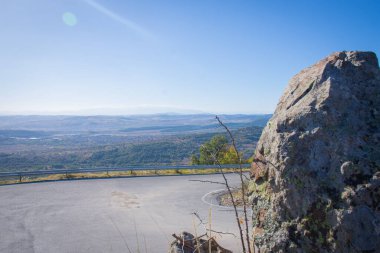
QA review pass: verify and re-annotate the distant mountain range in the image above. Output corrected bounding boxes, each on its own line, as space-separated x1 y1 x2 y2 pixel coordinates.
0 114 272 134
0 105 216 116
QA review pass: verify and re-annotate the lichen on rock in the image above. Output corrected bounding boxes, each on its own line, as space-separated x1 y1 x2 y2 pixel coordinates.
249 51 380 252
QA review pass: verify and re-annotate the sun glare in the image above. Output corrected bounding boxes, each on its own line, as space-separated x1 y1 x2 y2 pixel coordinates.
62 12 77 26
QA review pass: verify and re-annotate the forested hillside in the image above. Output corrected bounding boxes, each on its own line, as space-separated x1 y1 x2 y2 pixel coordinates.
0 126 263 171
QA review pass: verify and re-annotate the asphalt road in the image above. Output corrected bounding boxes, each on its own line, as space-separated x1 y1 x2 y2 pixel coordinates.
0 174 245 253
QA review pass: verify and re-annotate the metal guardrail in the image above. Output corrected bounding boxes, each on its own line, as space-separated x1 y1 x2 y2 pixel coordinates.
0 164 251 182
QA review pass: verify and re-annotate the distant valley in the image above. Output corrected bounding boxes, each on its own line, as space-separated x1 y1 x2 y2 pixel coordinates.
0 114 270 171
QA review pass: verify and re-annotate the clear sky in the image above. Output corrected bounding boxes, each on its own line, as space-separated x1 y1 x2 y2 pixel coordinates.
1 0 379 115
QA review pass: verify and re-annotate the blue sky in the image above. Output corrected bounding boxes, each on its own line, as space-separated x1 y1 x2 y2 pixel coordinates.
1 0 379 115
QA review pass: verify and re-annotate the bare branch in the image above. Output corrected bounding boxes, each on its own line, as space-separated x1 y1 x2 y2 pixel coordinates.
231 170 250 181
188 179 227 186
210 151 247 253
189 179 238 189
252 157 279 171
206 229 237 237
195 122 254 252
191 211 207 226
216 115 252 253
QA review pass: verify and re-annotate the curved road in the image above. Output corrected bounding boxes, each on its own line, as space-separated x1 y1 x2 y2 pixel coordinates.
0 174 244 253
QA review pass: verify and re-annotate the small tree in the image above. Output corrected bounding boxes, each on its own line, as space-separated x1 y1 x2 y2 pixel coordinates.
191 135 249 165
199 135 228 165
220 146 241 164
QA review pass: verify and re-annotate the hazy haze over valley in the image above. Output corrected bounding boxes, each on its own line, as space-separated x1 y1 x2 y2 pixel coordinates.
0 114 269 171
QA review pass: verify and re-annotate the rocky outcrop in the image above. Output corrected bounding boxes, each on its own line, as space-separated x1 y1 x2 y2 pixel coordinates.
249 51 380 252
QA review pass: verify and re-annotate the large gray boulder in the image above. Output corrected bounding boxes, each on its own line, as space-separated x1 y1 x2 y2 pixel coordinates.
249 51 380 252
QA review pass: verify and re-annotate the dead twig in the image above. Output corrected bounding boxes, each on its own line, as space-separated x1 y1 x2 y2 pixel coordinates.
206 229 237 237
189 179 238 189
192 211 207 226
216 116 252 253
208 208 212 253
189 179 227 186
207 149 247 253
192 216 202 253
231 170 250 181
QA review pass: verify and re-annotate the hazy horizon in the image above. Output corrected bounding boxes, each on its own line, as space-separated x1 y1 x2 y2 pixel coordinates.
0 105 273 116
0 107 273 116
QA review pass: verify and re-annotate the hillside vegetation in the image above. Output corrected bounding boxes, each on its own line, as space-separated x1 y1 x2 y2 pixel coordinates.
0 126 263 172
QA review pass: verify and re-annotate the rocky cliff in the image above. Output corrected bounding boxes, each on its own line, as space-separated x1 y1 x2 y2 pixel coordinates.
249 51 380 252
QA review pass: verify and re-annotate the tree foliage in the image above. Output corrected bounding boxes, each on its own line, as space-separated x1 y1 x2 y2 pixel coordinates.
199 135 228 164
191 135 247 165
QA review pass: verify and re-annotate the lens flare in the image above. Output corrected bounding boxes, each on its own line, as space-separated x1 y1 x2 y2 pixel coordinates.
62 12 77 26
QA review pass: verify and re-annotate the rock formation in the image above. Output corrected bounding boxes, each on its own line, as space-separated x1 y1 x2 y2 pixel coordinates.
249 51 380 252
